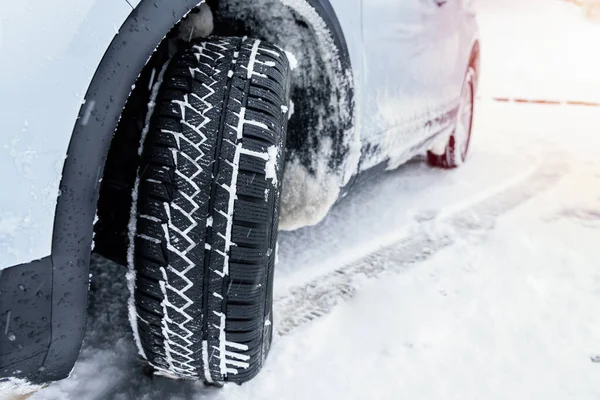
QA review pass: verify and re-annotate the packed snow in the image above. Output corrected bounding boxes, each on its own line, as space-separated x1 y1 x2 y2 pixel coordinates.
13 0 600 399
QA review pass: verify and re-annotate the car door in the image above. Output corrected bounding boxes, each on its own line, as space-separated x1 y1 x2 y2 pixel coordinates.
359 0 462 171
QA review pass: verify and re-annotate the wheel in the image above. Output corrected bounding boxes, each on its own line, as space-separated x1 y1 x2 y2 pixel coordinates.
127 36 291 384
428 66 476 169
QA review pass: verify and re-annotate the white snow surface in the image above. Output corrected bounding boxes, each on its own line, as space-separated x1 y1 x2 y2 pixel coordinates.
20 0 600 399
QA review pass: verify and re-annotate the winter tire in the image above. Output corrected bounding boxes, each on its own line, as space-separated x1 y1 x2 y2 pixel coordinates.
428 66 476 169
127 37 291 384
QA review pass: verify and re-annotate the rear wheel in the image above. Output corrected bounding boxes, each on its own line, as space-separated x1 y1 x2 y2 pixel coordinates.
428 66 476 169
127 36 291 384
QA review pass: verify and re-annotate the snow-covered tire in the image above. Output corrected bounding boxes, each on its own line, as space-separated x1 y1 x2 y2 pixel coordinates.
428 66 476 169
128 37 291 384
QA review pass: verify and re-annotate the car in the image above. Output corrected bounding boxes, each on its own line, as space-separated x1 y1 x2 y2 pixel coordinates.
0 0 479 389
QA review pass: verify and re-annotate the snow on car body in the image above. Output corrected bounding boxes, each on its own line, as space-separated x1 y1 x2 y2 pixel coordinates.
0 0 479 388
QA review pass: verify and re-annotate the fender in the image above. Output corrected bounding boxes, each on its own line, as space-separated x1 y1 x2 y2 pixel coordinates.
1 0 352 384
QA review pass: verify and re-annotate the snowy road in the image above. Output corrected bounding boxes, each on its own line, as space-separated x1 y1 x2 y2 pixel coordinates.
32 0 600 399
33 100 600 400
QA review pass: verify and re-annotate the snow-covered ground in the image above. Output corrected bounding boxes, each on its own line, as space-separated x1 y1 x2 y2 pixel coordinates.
476 0 600 103
30 0 600 399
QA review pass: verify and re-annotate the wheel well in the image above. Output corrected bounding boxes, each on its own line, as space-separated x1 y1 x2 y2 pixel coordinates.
49 0 201 383
94 0 354 264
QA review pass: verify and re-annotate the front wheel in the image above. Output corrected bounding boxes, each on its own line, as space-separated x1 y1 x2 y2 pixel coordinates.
428 66 476 169
127 37 291 384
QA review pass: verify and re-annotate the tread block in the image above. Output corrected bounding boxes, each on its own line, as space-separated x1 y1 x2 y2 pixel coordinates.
141 179 172 203
242 137 269 154
135 236 166 265
239 153 267 176
247 97 283 121
226 317 264 332
136 259 165 283
228 262 267 284
144 146 176 169
237 172 269 199
244 109 278 132
234 200 269 225
249 86 286 109
135 292 164 316
230 247 269 265
242 124 277 145
136 275 164 301
232 225 268 247
138 198 169 223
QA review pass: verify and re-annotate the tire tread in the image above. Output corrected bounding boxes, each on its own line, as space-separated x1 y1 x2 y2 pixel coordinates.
130 37 290 384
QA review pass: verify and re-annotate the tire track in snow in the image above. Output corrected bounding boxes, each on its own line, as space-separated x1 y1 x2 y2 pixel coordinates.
274 149 568 337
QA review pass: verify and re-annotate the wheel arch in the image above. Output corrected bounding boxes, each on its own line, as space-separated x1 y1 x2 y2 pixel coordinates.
95 0 356 265
46 0 207 384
